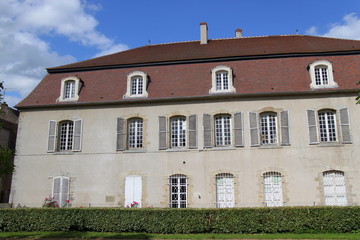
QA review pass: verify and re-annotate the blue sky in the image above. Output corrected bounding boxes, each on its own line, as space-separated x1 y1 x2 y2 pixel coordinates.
1 0 360 107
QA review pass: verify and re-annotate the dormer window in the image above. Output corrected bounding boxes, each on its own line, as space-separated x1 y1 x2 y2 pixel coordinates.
59 76 81 102
309 60 337 89
124 71 148 98
209 66 236 94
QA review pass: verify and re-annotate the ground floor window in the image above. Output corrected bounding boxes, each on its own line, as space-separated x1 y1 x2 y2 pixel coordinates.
52 176 70 207
169 174 187 208
216 173 235 208
323 170 347 206
125 175 142 207
263 172 283 207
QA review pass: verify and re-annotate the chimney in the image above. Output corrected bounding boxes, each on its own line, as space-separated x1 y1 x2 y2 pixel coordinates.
200 22 208 44
235 28 243 38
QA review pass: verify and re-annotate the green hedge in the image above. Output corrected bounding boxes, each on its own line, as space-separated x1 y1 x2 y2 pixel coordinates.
1 207 360 234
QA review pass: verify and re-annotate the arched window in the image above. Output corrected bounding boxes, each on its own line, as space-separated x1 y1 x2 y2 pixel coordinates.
47 119 82 152
170 116 187 148
323 170 347 206
216 173 235 208
128 118 143 149
318 110 337 142
260 112 278 145
214 114 231 146
59 76 81 101
309 60 337 89
125 71 148 98
209 66 236 93
59 121 74 151
263 171 283 207
169 174 187 208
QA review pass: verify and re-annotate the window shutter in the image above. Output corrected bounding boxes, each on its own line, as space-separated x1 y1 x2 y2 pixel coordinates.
188 115 197 149
73 119 82 151
249 112 260 146
159 116 168 150
203 114 213 148
233 112 244 147
52 177 61 204
61 177 70 207
307 110 319 144
116 118 126 151
339 108 351 144
280 110 290 146
48 120 57 152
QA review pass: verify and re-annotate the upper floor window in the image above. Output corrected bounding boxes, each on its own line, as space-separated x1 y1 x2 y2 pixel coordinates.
309 60 337 89
307 108 351 145
209 66 236 94
58 76 81 102
124 71 148 98
249 111 290 147
48 119 82 152
117 117 144 151
203 112 243 148
158 115 197 150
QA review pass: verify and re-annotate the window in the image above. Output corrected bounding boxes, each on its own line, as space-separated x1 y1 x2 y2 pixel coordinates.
52 176 70 207
169 174 187 208
216 173 235 208
249 111 290 147
260 112 278 145
214 114 231 146
209 66 236 94
203 113 243 148
170 116 186 148
48 119 82 152
158 115 197 150
58 76 81 101
307 108 351 144
309 60 337 89
117 117 144 151
323 171 347 206
125 175 142 207
124 71 148 98
263 172 283 207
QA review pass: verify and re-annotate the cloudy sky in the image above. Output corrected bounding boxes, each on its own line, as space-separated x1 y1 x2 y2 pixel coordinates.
1 0 360 107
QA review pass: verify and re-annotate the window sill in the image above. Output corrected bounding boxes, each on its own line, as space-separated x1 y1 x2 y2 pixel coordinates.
259 144 283 149
317 142 343 147
51 151 76 155
166 148 190 152
123 149 146 153
204 146 236 151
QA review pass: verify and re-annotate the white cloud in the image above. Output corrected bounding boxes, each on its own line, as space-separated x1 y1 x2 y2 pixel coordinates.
306 13 360 40
0 0 128 107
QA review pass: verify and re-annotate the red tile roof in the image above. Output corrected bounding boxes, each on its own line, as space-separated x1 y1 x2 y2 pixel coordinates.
17 35 360 109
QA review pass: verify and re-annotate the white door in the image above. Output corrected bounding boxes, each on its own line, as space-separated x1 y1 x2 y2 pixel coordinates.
125 175 142 207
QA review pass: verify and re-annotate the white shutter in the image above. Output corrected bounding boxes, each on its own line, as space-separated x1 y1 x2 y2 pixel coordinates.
159 116 168 150
73 119 82 151
280 111 290 145
339 108 352 144
116 118 126 151
203 114 213 148
188 115 197 149
249 112 260 146
52 177 61 204
48 120 57 152
234 112 244 147
125 175 142 207
307 110 319 144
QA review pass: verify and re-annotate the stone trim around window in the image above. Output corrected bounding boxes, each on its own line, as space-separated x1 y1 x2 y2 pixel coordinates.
58 76 81 102
209 66 236 94
309 60 338 89
124 71 148 98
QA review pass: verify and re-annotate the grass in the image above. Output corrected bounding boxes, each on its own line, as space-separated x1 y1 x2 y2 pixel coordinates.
1 232 360 239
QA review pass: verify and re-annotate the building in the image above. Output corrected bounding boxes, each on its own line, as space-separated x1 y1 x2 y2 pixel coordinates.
11 23 360 208
0 103 18 204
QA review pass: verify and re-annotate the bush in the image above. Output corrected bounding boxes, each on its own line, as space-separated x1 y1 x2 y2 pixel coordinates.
1 206 360 233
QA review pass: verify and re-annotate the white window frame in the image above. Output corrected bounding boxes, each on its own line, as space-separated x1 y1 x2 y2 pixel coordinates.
318 110 337 142
216 173 235 208
209 66 236 94
52 176 70 208
170 116 187 148
323 171 347 206
214 114 232 146
263 172 283 207
124 71 148 98
128 118 143 149
309 60 337 89
169 174 187 208
59 121 74 151
59 76 81 101
260 112 278 145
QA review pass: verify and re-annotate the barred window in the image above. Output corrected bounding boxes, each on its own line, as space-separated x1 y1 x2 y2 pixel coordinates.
216 71 229 91
170 116 186 147
59 121 74 151
260 112 278 145
214 114 231 146
263 172 283 207
131 76 143 95
315 66 329 85
323 171 347 206
128 118 143 149
169 174 187 208
64 80 76 99
216 173 235 208
318 110 337 142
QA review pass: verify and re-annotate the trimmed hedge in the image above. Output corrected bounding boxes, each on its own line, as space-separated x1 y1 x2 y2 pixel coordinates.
1 207 360 234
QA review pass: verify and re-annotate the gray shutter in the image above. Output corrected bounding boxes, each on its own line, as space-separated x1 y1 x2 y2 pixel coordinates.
249 112 260 146
234 112 244 147
117 118 126 151
188 115 197 149
61 177 70 207
73 119 82 151
52 177 61 204
340 108 352 144
203 114 213 148
48 120 57 152
159 116 168 150
280 110 290 146
307 110 319 144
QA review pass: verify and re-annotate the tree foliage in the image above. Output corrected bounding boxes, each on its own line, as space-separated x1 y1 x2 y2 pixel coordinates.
0 146 14 178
